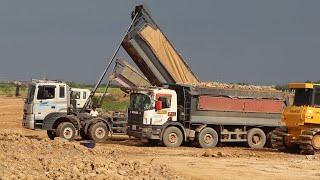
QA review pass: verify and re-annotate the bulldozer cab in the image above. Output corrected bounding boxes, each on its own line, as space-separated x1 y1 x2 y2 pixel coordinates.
282 83 320 128
272 82 320 154
290 83 320 107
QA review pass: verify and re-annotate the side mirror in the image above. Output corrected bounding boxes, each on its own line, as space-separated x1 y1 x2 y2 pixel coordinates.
155 100 163 111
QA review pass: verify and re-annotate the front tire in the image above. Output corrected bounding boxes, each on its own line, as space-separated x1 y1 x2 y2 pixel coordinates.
56 122 76 141
197 127 219 148
162 126 183 147
247 128 266 149
88 122 109 142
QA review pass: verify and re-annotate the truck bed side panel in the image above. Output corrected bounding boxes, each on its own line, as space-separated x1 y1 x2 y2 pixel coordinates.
189 97 282 126
190 115 281 126
198 96 283 113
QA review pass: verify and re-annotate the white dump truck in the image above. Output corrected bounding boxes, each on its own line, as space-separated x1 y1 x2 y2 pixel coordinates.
23 80 92 130
23 79 124 141
23 58 149 141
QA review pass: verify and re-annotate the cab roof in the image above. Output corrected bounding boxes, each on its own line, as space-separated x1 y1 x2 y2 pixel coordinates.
289 83 320 89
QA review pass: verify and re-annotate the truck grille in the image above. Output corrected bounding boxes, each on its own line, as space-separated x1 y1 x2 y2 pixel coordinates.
128 110 143 125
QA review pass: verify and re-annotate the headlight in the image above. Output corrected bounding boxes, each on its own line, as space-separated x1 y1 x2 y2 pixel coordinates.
306 109 313 119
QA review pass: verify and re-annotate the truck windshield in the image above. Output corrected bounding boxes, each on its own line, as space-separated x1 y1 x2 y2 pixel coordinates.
26 85 36 103
129 93 153 110
293 89 313 106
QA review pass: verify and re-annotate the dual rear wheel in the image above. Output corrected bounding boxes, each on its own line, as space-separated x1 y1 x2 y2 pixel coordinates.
161 126 219 148
88 122 109 142
46 122 76 140
161 126 267 149
46 121 109 142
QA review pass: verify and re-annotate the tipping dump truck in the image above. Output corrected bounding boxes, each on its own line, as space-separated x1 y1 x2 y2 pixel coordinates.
23 58 149 141
271 83 320 154
123 5 286 148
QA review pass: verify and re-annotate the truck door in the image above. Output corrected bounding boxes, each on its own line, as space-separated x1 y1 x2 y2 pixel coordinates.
33 85 67 122
72 91 81 109
77 90 88 108
154 94 175 125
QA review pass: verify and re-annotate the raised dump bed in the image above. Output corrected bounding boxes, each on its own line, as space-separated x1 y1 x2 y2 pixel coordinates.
112 59 151 88
122 5 199 86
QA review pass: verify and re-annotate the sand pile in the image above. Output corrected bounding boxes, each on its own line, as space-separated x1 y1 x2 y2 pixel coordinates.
0 130 181 179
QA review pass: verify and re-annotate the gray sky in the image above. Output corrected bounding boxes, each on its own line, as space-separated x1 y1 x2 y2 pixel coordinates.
0 0 319 85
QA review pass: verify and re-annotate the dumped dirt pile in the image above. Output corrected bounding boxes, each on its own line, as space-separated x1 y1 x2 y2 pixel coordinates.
0 130 181 179
193 81 277 91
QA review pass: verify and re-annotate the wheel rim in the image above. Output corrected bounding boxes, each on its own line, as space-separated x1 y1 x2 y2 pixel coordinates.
168 133 178 144
312 134 320 150
204 133 214 144
63 127 73 139
95 127 106 139
252 134 261 145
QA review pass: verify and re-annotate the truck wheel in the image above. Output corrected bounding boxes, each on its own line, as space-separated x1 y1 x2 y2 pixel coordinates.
197 127 219 148
47 130 56 140
88 122 109 142
162 126 183 147
247 128 266 149
56 122 76 141
265 131 273 148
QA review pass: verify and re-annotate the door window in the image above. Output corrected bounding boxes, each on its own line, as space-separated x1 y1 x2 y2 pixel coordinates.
59 86 65 98
83 91 87 99
156 94 172 109
37 86 56 100
73 91 80 99
313 86 320 107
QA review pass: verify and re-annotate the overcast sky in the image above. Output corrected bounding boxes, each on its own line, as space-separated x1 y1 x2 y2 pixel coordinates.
0 0 319 85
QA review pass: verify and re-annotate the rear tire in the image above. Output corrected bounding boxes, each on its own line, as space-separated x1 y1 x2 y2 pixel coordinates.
88 122 109 142
47 130 56 140
162 126 183 147
197 127 219 148
247 128 266 149
56 122 76 141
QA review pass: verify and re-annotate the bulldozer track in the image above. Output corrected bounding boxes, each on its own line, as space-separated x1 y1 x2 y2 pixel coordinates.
271 127 301 153
299 128 320 155
271 127 288 152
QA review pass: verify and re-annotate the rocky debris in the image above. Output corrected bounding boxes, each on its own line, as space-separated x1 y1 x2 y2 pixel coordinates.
202 150 228 158
191 81 277 91
0 130 181 179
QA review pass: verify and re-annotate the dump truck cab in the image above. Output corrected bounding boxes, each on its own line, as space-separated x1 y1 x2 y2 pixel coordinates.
23 80 70 129
71 88 91 110
127 87 178 140
272 83 320 154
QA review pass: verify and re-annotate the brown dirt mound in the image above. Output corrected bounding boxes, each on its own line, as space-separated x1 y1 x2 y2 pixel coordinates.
0 130 181 179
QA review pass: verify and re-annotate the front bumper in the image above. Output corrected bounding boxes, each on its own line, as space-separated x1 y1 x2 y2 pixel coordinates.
127 124 162 140
23 113 35 129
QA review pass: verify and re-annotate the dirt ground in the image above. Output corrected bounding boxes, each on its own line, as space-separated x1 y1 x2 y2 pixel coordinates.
0 97 319 180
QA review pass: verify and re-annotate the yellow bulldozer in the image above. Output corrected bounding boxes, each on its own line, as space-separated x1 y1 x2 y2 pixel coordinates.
271 83 320 155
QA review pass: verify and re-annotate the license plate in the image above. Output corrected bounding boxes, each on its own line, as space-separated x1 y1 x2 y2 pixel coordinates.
132 125 136 130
